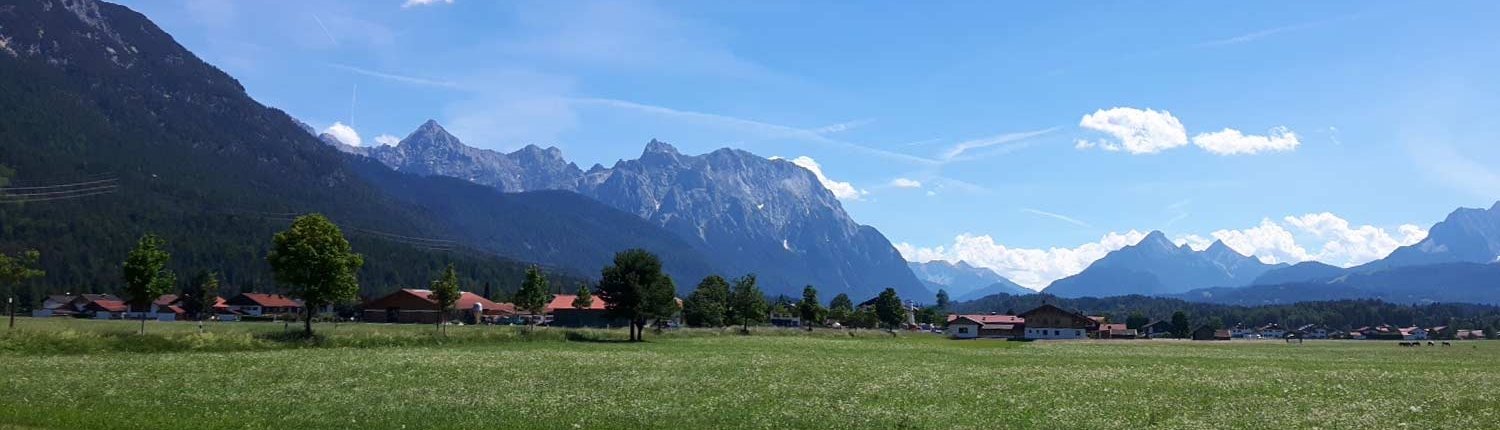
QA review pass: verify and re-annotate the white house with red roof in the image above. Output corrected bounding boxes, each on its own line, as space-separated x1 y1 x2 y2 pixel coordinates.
945 314 1025 339
225 293 302 317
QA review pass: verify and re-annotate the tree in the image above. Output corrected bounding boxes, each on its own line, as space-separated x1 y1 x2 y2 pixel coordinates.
935 289 951 310
596 249 677 341
828 293 854 325
683 275 730 327
1126 312 1149 330
0 250 44 330
513 265 552 330
797 285 825 326
1170 311 1191 339
429 264 461 335
266 214 364 338
729 274 767 332
874 288 906 330
572 284 594 309
1485 326 1498 341
184 271 221 323
123 234 175 334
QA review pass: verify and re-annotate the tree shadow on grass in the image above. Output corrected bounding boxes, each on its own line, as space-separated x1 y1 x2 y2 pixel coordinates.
563 331 638 344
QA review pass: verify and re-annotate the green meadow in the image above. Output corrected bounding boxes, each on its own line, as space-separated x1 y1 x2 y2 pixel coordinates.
2 318 1497 430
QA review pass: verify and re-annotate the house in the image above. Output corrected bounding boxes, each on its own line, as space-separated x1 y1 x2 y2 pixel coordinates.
1457 330 1486 340
1296 324 1332 339
1095 323 1137 339
947 315 983 339
31 294 78 317
123 295 189 321
224 293 302 317
1229 323 1255 338
1428 326 1455 340
1400 326 1428 341
1019 304 1096 340
75 295 128 320
1141 320 1175 338
1256 323 1287 339
1191 325 1230 341
362 289 514 324
946 314 1025 339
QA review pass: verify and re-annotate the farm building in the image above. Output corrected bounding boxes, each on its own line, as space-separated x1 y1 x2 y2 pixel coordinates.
945 314 1024 339
546 294 623 328
362 289 514 324
224 293 302 317
1141 320 1174 338
1191 325 1230 341
1095 323 1136 339
1019 304 1096 340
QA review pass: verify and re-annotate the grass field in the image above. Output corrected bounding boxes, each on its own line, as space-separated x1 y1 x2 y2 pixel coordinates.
2 318 1498 430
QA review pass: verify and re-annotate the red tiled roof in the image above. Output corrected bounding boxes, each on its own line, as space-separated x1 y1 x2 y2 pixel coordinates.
401 289 517 314
236 293 301 308
1088 316 1106 323
947 314 1024 324
93 300 127 312
547 294 606 311
166 305 186 314
1099 323 1127 332
153 295 179 306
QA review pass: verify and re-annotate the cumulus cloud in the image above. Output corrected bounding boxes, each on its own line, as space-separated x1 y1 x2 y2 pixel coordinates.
895 230 1149 290
322 122 362 147
1076 107 1188 154
775 156 867 201
889 178 923 188
401 0 453 8
373 134 400 146
1192 126 1301 155
1178 213 1428 267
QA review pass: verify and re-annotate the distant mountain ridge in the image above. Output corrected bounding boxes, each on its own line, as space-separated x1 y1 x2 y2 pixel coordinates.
325 121 926 299
1359 202 1500 269
1043 231 1285 298
908 260 1031 300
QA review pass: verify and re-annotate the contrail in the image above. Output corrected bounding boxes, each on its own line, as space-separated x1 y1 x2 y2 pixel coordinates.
312 14 337 47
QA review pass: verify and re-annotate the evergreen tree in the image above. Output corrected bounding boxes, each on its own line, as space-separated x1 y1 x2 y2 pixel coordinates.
797 285 825 326
267 214 364 338
184 271 220 322
1126 312 1149 330
429 264 461 335
123 234 175 334
935 289 950 310
572 284 594 309
0 250 44 329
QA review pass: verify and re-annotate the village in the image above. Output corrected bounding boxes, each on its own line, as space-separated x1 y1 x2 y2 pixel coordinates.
27 291 1489 343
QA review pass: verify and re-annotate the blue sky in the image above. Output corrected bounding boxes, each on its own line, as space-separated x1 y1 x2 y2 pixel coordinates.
121 0 1500 289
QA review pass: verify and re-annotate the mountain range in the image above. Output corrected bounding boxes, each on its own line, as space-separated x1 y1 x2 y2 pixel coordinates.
0 0 924 301
1042 231 1285 297
907 260 1031 301
325 120 928 300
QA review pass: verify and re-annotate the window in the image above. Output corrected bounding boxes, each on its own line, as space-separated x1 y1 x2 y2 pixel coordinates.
959 327 969 334
1053 330 1060 336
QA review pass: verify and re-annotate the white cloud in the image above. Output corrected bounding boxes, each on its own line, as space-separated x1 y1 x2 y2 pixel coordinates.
925 191 937 197
814 119 874 134
895 231 1149 290
1020 208 1091 228
775 156 867 201
941 127 1058 161
322 122 362 147
1077 107 1188 154
374 134 400 146
1192 126 1301 155
889 178 923 189
402 0 453 8
1181 213 1428 267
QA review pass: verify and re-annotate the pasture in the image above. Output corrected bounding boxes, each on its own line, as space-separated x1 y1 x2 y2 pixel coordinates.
1 318 1497 429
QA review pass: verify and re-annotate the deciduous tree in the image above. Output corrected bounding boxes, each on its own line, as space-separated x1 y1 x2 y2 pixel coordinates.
572 284 594 309
1170 311 1191 339
683 275 730 327
874 288 906 330
935 289 950 310
123 234 175 334
513 265 552 330
730 274 767 332
267 214 364 338
1126 312 1149 330
185 271 221 323
596 249 677 341
1 250 44 329
828 293 854 325
797 285 824 326
429 264 461 335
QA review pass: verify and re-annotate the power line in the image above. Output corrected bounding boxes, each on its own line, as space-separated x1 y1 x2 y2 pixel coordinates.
0 189 119 204
0 184 119 198
0 177 117 192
